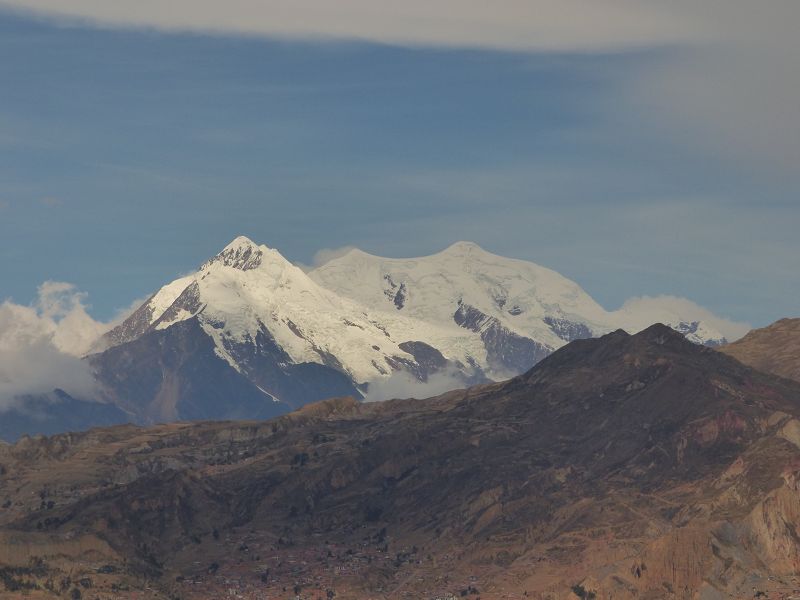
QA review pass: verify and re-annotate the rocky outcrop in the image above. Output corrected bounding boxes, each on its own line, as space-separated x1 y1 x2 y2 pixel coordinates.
454 302 551 374
543 315 594 342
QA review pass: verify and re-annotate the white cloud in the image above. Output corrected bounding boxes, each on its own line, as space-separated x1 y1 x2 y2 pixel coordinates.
0 282 137 409
615 295 751 342
363 369 466 402
31 281 108 356
0 0 695 52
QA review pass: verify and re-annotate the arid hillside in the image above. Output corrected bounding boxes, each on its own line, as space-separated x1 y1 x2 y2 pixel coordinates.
720 317 800 383
2 325 800 599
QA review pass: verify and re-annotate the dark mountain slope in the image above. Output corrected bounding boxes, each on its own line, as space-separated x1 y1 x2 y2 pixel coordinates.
0 390 128 443
89 317 360 425
1 325 800 599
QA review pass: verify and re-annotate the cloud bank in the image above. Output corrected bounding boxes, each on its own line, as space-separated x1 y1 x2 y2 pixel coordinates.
0 282 121 409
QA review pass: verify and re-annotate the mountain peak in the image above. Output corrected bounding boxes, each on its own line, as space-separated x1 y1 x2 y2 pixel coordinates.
524 321 704 380
636 321 688 340
224 235 259 251
205 236 265 271
630 321 704 352
440 240 486 255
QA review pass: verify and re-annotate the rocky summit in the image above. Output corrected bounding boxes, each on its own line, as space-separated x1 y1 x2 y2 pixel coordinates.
1 324 799 599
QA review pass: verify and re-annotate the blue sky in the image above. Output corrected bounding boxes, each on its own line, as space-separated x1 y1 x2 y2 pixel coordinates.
0 3 797 326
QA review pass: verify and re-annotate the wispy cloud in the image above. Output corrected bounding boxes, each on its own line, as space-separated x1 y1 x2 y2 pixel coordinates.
296 245 358 272
630 1 800 172
3 1 794 172
0 1 694 52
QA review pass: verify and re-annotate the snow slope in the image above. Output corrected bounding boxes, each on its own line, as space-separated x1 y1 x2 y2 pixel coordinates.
309 241 729 351
310 242 610 350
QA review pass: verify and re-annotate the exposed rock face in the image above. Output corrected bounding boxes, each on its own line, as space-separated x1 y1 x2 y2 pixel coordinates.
393 282 408 309
396 341 448 380
543 315 594 342
202 235 264 271
101 294 157 348
152 280 203 328
720 317 800 382
2 325 799 599
454 302 551 373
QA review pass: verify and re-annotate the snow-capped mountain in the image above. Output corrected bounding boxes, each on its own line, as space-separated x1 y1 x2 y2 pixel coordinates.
104 236 491 381
311 241 611 373
95 237 489 422
91 236 729 425
310 241 728 360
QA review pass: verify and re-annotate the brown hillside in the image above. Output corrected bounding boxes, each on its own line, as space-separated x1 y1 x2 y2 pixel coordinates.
2 325 800 599
720 317 800 383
